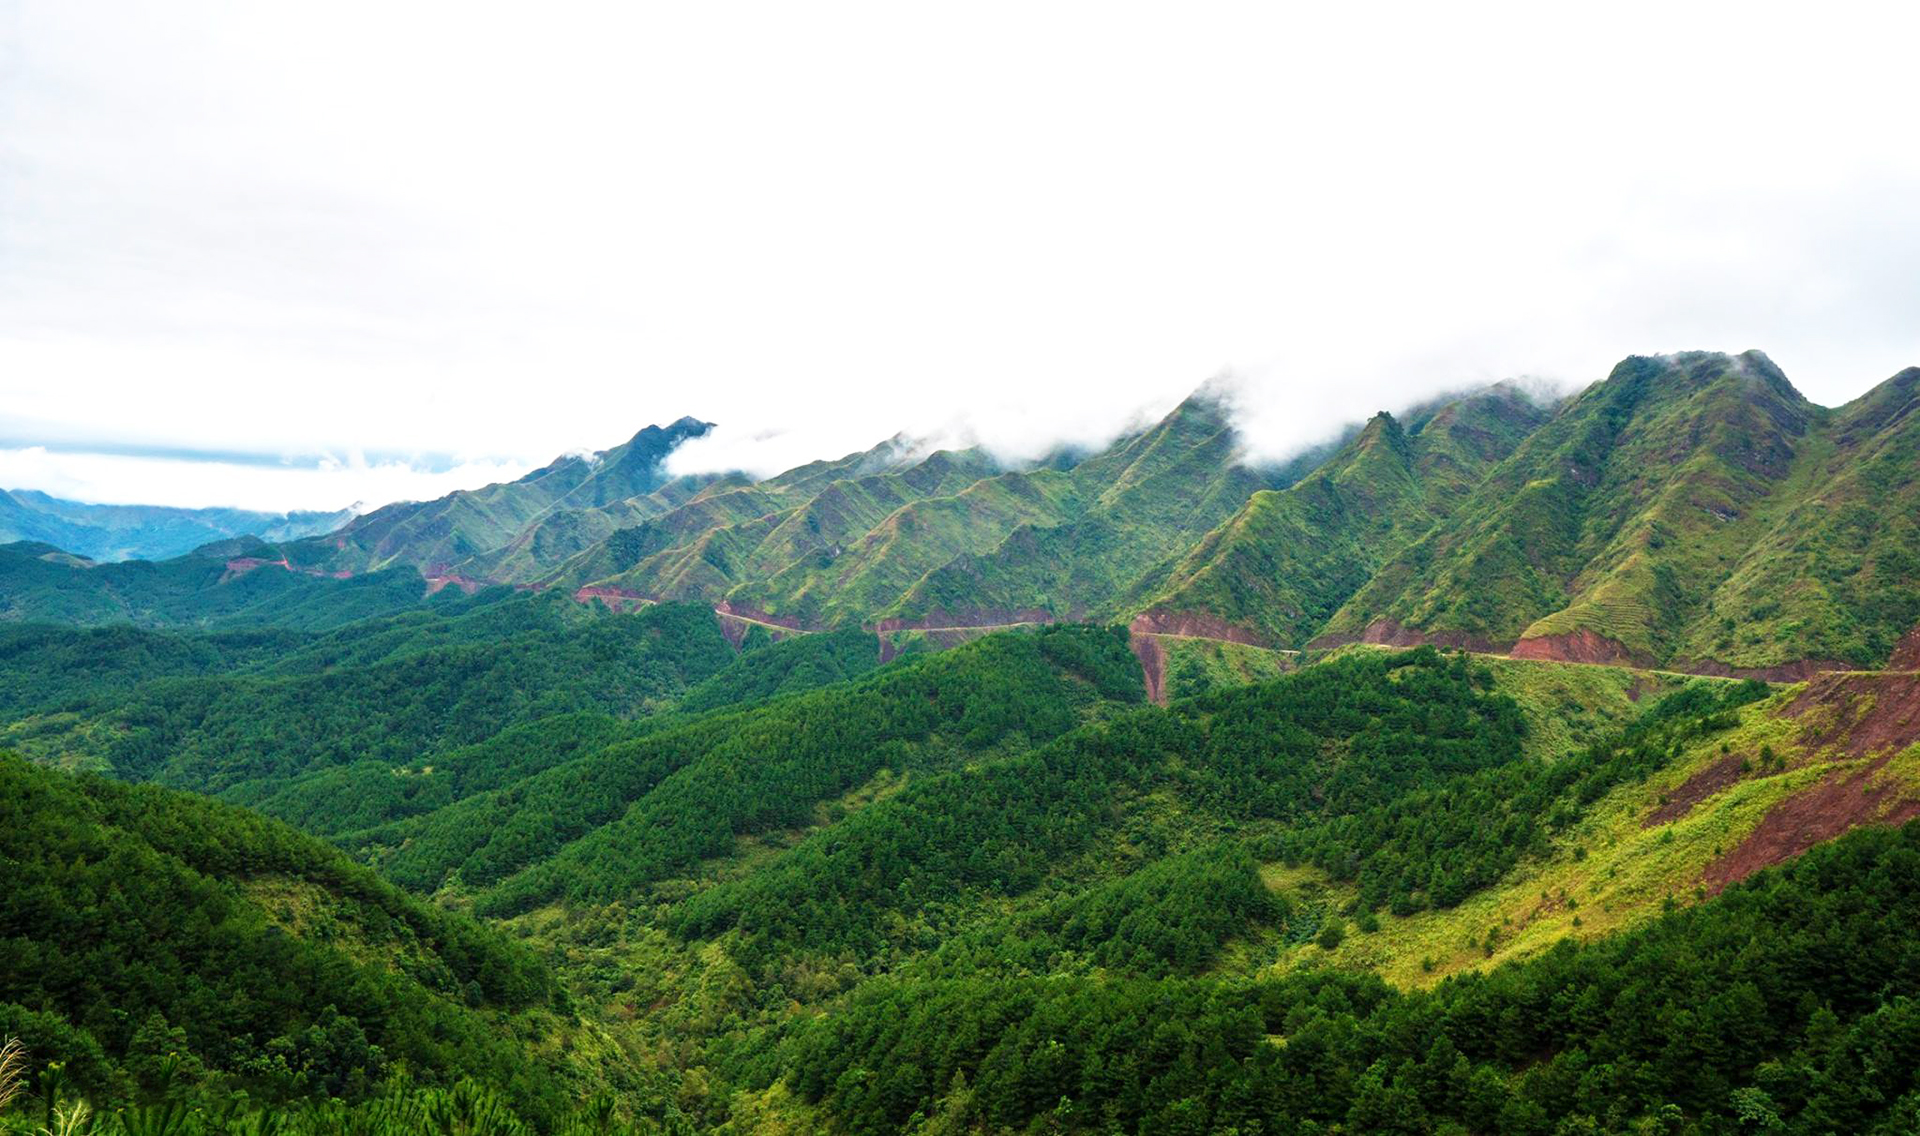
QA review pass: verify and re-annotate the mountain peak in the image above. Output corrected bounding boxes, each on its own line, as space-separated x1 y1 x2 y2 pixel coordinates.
1354 410 1412 458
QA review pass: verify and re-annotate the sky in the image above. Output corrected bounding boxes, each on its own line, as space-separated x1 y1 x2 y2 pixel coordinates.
2 1 1918 511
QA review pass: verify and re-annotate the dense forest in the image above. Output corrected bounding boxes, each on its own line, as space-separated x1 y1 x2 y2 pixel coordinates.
16 593 1899 1132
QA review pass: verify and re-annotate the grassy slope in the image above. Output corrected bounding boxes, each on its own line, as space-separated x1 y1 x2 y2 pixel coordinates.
1678 366 1920 667
1296 668 1920 987
586 448 1008 613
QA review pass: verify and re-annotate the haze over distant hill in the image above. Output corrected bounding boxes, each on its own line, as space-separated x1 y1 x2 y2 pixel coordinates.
0 486 356 562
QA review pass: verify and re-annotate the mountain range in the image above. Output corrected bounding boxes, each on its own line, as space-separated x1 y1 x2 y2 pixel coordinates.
6 348 1920 1134
0 487 356 562
12 349 1917 680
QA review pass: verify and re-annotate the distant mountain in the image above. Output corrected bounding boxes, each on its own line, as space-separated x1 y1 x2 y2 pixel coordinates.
281 416 717 579
0 536 444 630
1316 351 1920 673
1123 383 1552 647
7 350 1916 680
0 487 355 562
566 391 1309 629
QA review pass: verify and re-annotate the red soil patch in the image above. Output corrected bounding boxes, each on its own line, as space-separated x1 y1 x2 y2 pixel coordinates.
1785 671 1920 759
1644 754 1749 827
1891 622 1920 672
1701 672 1920 891
1702 753 1920 894
1127 608 1271 649
1130 632 1168 705
1511 629 1649 667
424 574 482 596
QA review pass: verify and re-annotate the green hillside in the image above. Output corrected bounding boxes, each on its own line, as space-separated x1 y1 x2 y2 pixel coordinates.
0 538 447 630
1318 352 1920 671
1126 385 1550 647
282 417 717 579
1 595 733 799
0 754 575 1121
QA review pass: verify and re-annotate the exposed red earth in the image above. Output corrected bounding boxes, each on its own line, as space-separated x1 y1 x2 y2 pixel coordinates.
424 574 483 596
1510 629 1648 667
1127 608 1272 648
1701 753 1920 894
1891 622 1920 671
1309 619 1505 654
1131 632 1168 705
1701 672 1920 892
1643 754 1749 828
1786 671 1920 759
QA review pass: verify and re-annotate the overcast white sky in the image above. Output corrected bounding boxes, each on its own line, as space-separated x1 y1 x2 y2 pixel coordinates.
3 1 1918 511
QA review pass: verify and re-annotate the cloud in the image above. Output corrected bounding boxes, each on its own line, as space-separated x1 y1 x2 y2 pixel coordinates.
3 2 1919 506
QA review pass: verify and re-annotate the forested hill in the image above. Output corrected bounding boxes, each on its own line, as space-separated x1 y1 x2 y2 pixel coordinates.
0 753 577 1123
0 593 735 797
